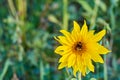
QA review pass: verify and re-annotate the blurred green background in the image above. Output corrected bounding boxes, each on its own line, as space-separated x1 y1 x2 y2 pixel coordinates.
0 0 120 80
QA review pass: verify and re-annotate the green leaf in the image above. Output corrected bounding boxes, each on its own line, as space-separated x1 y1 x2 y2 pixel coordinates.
0 59 12 80
99 1 107 12
90 78 96 80
71 78 77 80
76 0 93 13
48 14 62 26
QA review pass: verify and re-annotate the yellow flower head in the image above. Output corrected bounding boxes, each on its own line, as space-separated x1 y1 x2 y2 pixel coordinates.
54 20 110 76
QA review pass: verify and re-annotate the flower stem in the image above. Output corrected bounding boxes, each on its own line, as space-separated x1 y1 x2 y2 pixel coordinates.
78 72 82 80
63 0 68 30
104 55 108 80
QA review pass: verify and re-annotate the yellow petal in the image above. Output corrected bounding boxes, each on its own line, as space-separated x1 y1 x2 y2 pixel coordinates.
59 53 71 63
60 30 71 37
57 36 69 44
73 65 78 77
87 30 95 39
96 43 111 54
58 50 71 56
80 20 88 36
81 65 86 76
54 36 62 44
86 58 94 72
71 21 81 41
81 55 88 76
85 30 95 43
55 46 71 55
60 30 75 43
73 21 81 32
68 54 76 68
54 36 70 46
91 54 104 63
58 62 67 69
55 46 64 53
93 30 106 42
87 43 111 55
55 46 65 54
77 55 82 71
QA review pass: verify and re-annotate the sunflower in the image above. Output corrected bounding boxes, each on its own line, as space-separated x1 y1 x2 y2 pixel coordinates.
54 20 110 76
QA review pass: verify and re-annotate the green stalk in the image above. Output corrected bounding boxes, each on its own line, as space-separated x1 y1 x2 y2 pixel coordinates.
16 0 27 21
63 0 68 30
8 0 16 16
90 0 99 29
110 5 115 33
40 60 44 80
0 59 11 80
96 63 99 79
78 72 82 80
104 55 107 80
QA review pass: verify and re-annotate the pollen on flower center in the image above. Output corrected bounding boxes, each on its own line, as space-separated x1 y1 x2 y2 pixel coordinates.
75 42 82 51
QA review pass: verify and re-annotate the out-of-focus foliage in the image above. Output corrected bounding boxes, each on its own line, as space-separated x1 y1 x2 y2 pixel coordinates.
0 0 120 80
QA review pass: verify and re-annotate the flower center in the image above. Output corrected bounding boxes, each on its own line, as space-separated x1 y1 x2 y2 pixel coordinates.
75 42 82 51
